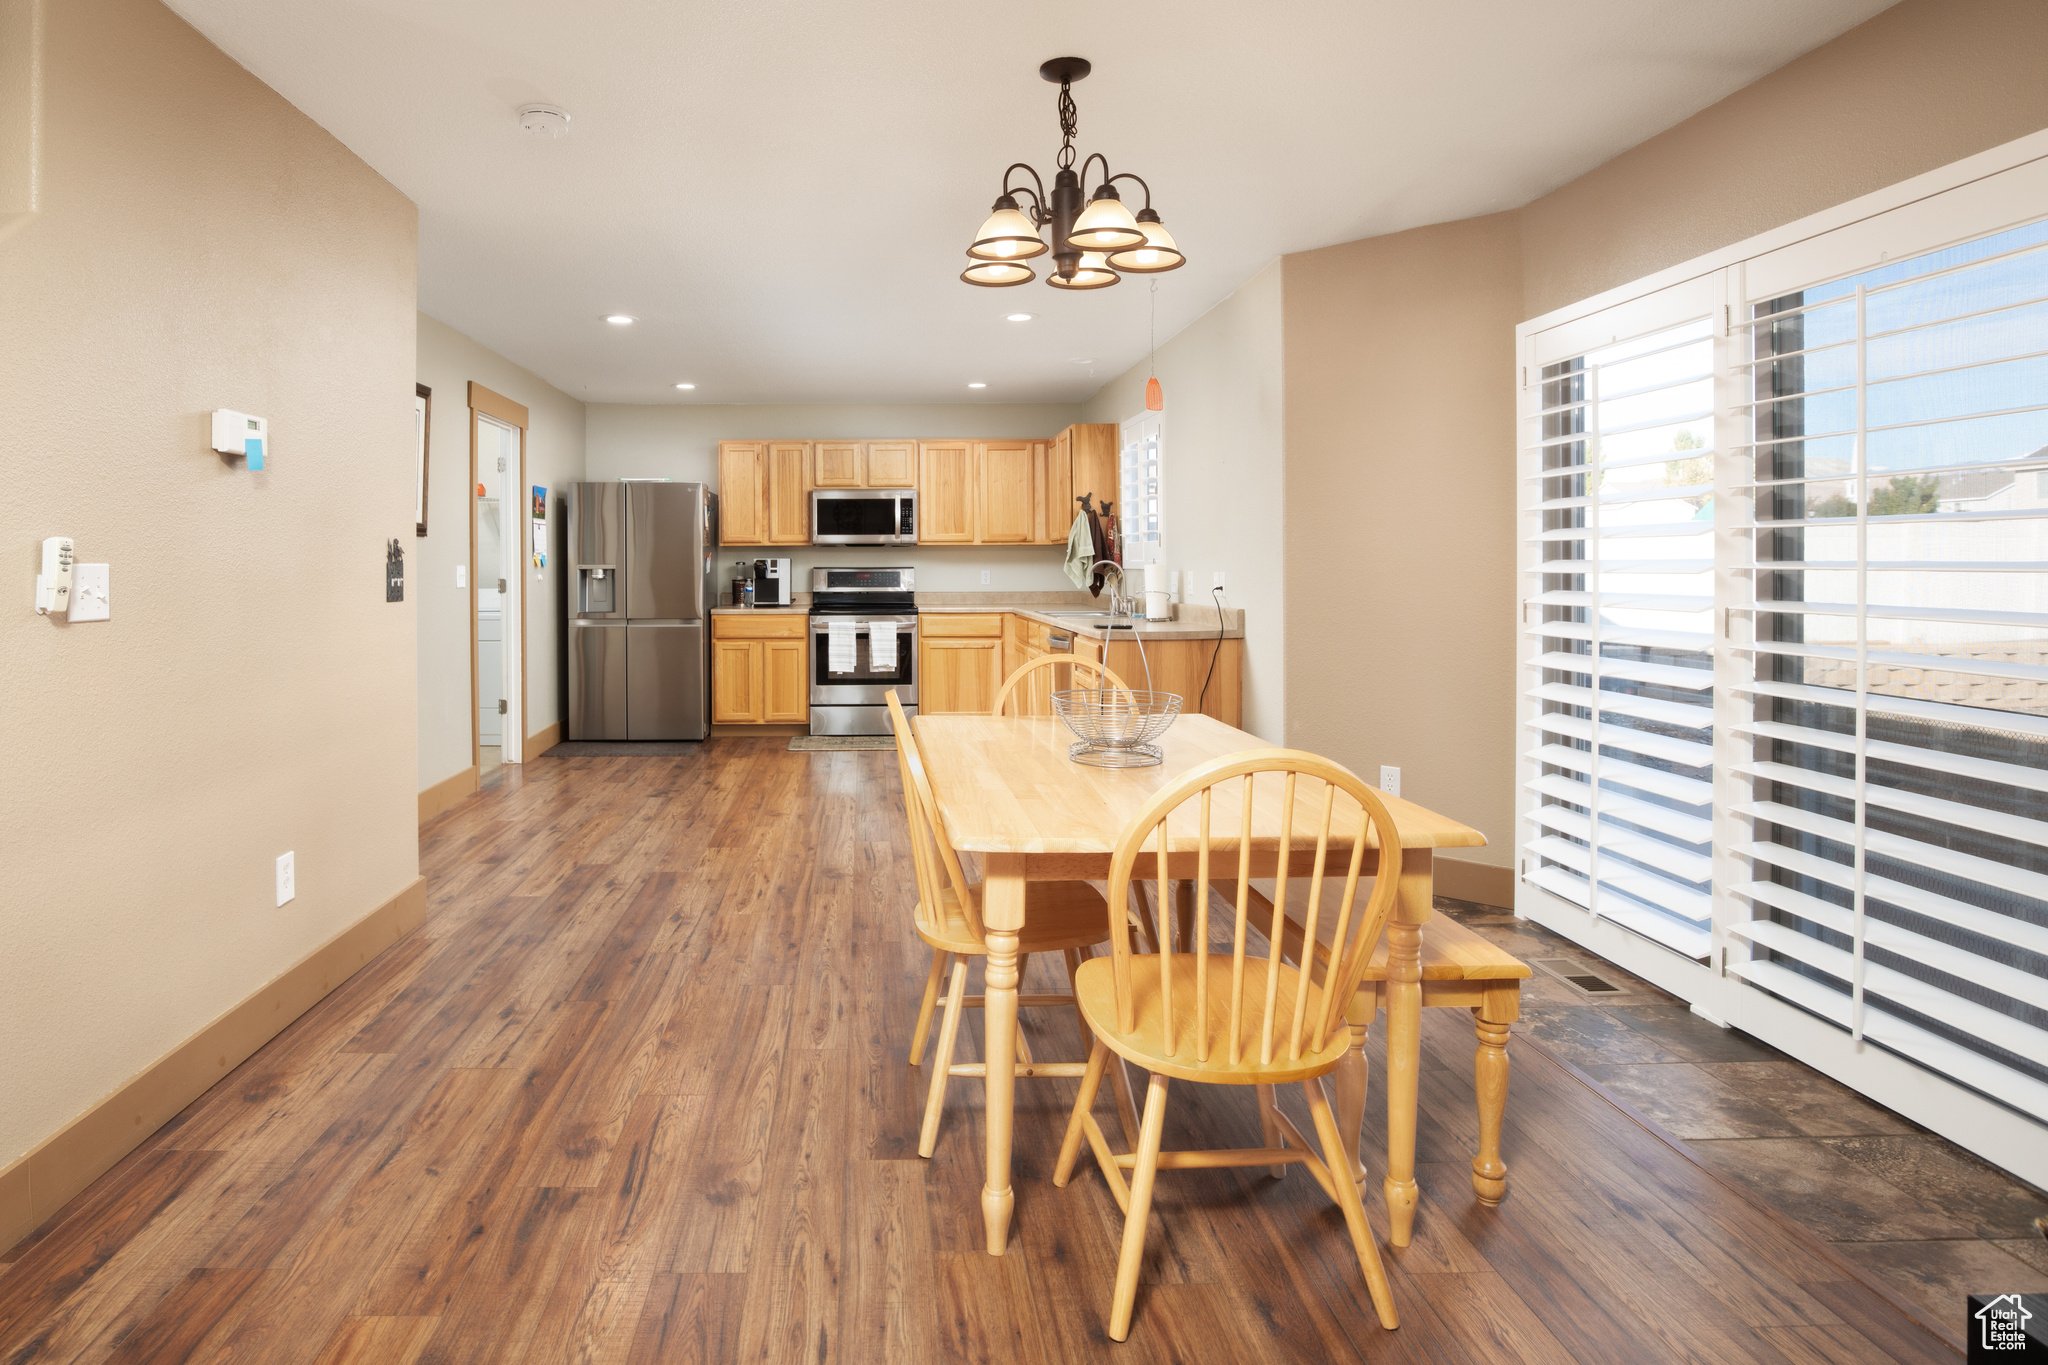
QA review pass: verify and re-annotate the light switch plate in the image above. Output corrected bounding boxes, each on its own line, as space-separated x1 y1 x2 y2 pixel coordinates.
456 564 467 588
1379 766 1401 797
67 564 110 621
276 851 295 906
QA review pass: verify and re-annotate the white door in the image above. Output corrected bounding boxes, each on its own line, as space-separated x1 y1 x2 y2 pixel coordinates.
475 415 523 763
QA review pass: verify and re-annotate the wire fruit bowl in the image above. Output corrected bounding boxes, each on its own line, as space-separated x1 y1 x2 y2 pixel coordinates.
1051 689 1183 768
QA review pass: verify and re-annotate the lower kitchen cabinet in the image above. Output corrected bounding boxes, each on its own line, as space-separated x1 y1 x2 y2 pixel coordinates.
918 635 1003 715
1076 634 1243 728
711 615 808 725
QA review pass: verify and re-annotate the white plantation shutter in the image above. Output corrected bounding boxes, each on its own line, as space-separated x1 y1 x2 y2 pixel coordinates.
1522 313 1720 959
1729 217 2048 1122
1516 141 2048 1177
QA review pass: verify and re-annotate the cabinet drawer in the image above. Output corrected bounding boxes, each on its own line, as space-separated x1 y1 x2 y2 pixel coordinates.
921 613 1005 638
712 614 807 640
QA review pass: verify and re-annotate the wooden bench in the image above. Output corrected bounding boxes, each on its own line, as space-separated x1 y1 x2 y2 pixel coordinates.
1165 882 1530 1208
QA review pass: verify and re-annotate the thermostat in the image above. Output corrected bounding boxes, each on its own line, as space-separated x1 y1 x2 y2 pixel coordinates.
210 410 268 470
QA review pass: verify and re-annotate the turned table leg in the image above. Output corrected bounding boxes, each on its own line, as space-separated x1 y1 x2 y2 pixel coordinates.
1471 981 1519 1207
1383 848 1433 1248
980 855 1027 1255
1332 989 1376 1186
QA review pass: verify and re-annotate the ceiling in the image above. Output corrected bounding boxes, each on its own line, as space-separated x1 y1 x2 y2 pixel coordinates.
168 0 1894 406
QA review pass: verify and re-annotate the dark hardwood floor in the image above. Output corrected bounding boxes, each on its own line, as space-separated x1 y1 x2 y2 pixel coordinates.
0 741 1960 1362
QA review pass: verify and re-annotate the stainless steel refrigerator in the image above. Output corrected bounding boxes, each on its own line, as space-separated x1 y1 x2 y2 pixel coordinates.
566 482 717 740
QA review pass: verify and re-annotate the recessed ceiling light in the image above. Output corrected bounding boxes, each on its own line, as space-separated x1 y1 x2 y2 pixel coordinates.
1006 313 1033 322
675 382 695 390
1068 357 1095 364
605 314 635 325
968 382 987 389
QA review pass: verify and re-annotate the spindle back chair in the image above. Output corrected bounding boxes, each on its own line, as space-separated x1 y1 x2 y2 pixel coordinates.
1052 748 1404 1341
990 653 1130 718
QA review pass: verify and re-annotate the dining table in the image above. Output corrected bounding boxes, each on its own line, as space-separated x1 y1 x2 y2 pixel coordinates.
911 710 1489 1256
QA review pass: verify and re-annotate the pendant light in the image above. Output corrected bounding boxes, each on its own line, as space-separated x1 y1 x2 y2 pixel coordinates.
960 58 1188 290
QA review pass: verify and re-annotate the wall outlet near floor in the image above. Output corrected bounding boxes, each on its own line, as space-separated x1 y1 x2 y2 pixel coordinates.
1211 570 1225 590
1379 766 1401 798
980 569 990 585
275 851 295 907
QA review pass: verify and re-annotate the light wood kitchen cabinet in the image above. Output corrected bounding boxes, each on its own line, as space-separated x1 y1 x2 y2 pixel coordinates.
711 637 763 723
764 640 808 723
1075 632 1243 728
1040 438 1070 543
978 442 1038 543
1061 423 1120 521
919 638 1003 714
918 441 976 543
813 441 864 488
712 614 808 725
766 441 811 544
717 441 768 544
867 441 916 487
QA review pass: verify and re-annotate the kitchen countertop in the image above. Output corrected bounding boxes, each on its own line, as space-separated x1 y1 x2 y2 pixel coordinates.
713 593 1242 640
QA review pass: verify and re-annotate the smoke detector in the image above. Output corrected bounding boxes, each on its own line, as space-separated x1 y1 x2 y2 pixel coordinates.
517 104 570 138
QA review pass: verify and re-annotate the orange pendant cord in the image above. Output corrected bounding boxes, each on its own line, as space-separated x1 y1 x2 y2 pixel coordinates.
1144 279 1164 410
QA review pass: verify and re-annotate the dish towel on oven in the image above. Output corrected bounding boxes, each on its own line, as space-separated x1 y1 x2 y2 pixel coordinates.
827 618 859 674
869 620 897 671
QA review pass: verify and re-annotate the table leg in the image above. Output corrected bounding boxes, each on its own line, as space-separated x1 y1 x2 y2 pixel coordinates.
1383 848 1433 1248
980 855 1027 1256
1332 989 1375 1186
1472 981 1519 1207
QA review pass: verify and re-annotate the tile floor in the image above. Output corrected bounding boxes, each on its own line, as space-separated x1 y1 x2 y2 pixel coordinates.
1436 897 2048 1347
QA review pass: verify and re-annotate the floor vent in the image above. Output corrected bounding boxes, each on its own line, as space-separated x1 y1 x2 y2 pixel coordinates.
1531 958 1627 996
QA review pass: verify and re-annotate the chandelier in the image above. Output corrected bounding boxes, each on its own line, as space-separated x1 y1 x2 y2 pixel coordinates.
961 58 1186 290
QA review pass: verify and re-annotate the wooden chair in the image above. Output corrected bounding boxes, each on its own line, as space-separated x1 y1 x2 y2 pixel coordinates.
1053 749 1404 1342
885 691 1125 1158
990 653 1130 718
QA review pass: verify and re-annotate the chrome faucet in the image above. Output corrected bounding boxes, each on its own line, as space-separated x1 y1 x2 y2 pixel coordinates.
1090 560 1129 618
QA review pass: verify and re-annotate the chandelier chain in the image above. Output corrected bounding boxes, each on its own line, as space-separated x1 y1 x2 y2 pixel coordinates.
1056 78 1077 170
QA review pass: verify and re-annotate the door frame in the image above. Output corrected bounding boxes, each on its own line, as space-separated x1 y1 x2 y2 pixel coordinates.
468 382 530 768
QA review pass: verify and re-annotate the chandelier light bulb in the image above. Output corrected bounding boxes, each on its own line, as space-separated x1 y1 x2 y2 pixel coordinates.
1067 188 1145 252
968 197 1049 263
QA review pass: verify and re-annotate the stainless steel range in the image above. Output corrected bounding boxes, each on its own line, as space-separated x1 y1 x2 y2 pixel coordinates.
808 566 917 735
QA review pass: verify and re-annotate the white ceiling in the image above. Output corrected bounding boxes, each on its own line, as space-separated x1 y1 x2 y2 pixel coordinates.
168 0 1893 406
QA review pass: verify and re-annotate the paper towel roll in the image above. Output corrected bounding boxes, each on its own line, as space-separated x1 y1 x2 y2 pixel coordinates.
1143 563 1169 596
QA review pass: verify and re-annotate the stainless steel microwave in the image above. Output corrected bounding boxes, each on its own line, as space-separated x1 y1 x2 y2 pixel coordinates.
811 488 916 545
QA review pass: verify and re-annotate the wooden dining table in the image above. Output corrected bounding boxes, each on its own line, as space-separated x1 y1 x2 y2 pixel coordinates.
912 711 1488 1256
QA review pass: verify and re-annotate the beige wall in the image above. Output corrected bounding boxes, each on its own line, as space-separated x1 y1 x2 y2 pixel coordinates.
1282 215 1524 865
1084 262 1286 740
586 401 1087 593
416 315 585 790
0 0 418 1180
1521 0 2048 319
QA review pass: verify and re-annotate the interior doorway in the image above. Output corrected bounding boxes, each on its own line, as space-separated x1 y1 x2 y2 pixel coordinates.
470 390 527 775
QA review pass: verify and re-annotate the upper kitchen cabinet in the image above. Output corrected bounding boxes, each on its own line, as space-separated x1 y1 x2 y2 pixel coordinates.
717 441 768 544
978 441 1038 543
1060 423 1119 525
813 441 864 488
918 441 976 543
766 441 812 544
866 441 917 488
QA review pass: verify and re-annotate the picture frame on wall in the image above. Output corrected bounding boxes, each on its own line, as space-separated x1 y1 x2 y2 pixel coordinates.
415 383 432 536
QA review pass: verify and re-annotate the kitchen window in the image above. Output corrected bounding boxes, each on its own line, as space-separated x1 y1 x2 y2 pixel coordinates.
1118 411 1163 564
1516 134 2048 1184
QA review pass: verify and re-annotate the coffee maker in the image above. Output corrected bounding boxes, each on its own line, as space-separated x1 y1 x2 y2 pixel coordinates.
753 557 793 607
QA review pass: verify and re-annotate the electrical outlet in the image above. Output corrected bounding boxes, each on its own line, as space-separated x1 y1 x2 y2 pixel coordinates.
275 851 295 907
980 569 990 585
1379 766 1401 798
1211 570 1225 590
1169 570 1180 599
456 564 467 588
